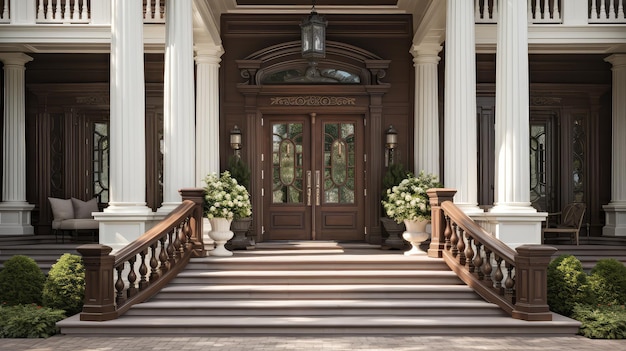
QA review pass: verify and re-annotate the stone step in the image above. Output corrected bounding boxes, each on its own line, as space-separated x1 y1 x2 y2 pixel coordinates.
151 284 482 300
170 269 463 285
57 314 580 336
126 299 506 317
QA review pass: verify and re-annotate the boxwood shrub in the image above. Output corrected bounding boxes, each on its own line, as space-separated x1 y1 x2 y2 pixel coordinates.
0 255 45 305
43 253 85 316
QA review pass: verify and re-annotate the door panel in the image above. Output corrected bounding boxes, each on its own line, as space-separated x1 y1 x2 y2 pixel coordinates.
263 115 364 241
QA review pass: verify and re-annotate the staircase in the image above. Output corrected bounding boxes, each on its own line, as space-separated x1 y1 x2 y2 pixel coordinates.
552 244 626 271
57 242 580 336
0 235 85 274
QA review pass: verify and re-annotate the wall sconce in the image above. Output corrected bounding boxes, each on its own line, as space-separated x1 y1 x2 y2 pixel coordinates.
385 125 397 167
230 125 242 156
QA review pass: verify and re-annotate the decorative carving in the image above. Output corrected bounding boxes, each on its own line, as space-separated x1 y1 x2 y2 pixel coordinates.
531 97 562 105
76 96 110 105
270 96 356 106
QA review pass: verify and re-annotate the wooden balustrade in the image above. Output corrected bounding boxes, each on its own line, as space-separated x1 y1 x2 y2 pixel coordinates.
427 188 556 321
77 188 205 322
589 0 626 22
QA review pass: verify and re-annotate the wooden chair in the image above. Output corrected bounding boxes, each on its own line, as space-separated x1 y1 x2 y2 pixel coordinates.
542 202 586 245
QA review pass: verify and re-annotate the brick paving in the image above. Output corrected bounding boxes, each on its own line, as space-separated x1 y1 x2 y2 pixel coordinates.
1 336 625 351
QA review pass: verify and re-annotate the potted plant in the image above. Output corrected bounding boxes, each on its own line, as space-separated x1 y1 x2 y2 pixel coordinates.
227 155 253 250
380 163 410 249
203 171 252 256
381 170 441 255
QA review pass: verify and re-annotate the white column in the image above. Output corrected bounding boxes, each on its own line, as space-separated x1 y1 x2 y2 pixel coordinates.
195 46 224 253
444 0 481 214
491 0 535 213
95 0 152 248
0 53 34 235
603 54 626 237
479 0 546 248
159 0 196 213
411 44 442 178
195 47 224 186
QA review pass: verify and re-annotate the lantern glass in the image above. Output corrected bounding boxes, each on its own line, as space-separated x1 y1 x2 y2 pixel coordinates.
301 10 326 59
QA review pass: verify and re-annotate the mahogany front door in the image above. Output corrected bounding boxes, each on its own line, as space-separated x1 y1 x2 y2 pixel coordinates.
262 114 365 241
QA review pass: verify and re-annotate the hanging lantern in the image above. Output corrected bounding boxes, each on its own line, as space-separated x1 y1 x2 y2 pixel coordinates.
300 2 327 60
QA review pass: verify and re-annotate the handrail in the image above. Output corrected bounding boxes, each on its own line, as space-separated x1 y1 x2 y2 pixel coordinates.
427 188 556 321
77 188 205 322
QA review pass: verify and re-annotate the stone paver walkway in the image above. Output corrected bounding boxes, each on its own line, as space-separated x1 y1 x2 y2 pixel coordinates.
1 336 625 351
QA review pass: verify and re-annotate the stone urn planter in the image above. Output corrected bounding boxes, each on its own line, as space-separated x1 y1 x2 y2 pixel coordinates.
229 216 252 250
208 217 234 256
402 219 430 255
380 217 407 250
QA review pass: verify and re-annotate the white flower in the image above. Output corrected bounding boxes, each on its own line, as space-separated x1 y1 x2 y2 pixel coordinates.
381 170 441 223
203 171 252 220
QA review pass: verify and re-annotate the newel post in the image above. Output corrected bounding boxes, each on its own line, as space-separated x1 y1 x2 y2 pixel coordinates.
77 244 116 321
427 188 457 258
180 188 205 257
512 244 557 321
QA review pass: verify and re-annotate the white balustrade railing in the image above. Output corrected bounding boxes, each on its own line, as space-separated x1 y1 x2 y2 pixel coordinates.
475 0 562 24
476 0 625 24
36 0 90 24
144 0 166 24
589 0 626 23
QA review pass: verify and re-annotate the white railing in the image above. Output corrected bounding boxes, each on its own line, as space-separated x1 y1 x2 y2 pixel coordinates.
475 0 562 24
476 0 625 25
0 0 166 25
144 0 166 24
589 0 626 23
36 0 90 24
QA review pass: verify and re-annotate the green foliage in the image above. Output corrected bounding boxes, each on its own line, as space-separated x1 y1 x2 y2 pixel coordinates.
228 155 251 190
0 303 66 338
43 254 85 316
0 255 45 305
547 254 591 316
573 304 626 339
589 258 626 305
382 163 410 200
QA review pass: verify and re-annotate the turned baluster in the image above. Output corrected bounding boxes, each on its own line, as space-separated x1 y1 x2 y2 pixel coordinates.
139 249 149 290
182 219 192 249
465 233 475 272
127 257 138 298
172 226 182 262
149 243 160 282
159 236 169 274
473 241 484 279
456 227 466 266
450 222 459 257
505 263 515 304
493 256 504 294
115 265 126 306
167 230 176 266
482 248 493 285
444 215 452 251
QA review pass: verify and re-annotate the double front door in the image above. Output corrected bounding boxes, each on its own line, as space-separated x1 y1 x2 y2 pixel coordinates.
262 114 365 241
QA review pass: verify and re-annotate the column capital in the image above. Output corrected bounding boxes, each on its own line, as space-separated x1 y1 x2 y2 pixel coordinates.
0 53 33 66
410 43 442 62
195 46 225 65
605 54 626 68
409 43 443 58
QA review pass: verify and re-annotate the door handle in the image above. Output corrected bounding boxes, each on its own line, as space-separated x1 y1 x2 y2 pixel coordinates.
306 171 312 206
315 170 321 206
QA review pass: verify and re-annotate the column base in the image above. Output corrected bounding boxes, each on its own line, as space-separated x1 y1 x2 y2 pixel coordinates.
603 202 626 237
0 202 35 235
94 209 162 251
473 211 548 249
